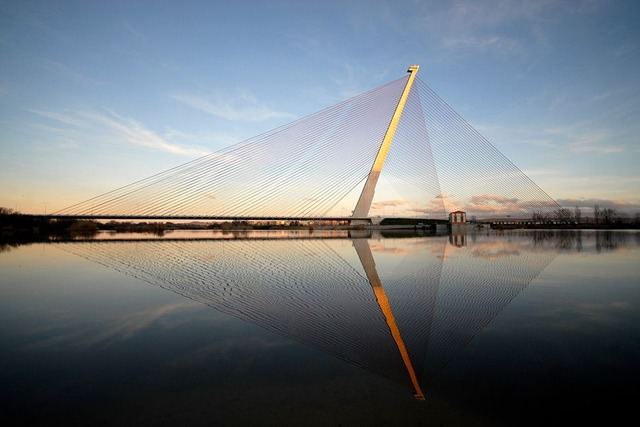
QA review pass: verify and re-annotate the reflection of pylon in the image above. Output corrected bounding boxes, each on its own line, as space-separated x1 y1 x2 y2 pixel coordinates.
353 238 425 400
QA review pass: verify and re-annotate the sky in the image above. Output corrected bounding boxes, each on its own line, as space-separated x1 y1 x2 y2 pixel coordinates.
0 0 639 215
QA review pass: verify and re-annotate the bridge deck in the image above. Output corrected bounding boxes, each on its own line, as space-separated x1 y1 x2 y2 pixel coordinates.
27 215 449 224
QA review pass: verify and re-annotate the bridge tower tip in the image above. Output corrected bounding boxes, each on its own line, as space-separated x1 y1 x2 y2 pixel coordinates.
407 64 420 73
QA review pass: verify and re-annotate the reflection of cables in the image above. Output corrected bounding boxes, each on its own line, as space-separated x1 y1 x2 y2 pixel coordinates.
56 233 560 394
57 239 411 387
421 234 558 382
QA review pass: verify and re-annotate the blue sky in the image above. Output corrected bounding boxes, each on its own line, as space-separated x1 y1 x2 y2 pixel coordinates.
1 0 639 214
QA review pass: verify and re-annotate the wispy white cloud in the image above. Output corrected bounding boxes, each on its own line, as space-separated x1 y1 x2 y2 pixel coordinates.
371 199 407 209
41 59 104 85
476 123 560 148
172 91 293 121
416 0 605 54
81 110 210 156
519 168 640 201
288 31 394 103
567 138 624 154
29 109 209 157
122 20 147 44
328 62 391 98
441 35 521 52
162 127 240 147
294 60 396 115
613 40 638 58
480 122 625 153
521 168 559 177
28 109 89 127
470 194 519 205
416 0 537 54
545 128 625 153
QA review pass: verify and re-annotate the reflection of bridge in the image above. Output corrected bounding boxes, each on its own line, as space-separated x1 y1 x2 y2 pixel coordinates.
41 65 557 222
59 234 556 399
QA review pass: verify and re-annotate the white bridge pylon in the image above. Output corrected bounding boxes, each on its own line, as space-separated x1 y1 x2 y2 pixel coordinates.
352 65 420 223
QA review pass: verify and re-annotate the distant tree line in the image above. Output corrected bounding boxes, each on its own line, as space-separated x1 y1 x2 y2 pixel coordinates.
1 208 321 239
532 204 639 226
1 208 99 237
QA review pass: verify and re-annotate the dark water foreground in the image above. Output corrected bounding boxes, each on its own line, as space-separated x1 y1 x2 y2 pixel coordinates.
1 230 638 426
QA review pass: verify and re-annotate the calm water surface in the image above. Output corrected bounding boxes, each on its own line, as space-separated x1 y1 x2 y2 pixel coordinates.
1 230 639 425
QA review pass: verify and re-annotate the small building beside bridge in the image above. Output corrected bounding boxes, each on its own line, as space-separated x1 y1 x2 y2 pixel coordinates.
449 210 466 224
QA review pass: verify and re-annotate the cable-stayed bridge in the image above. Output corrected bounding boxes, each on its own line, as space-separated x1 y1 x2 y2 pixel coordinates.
43 65 558 222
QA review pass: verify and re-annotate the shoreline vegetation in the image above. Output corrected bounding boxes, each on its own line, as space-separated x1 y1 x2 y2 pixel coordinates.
1 206 639 241
0 208 354 240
